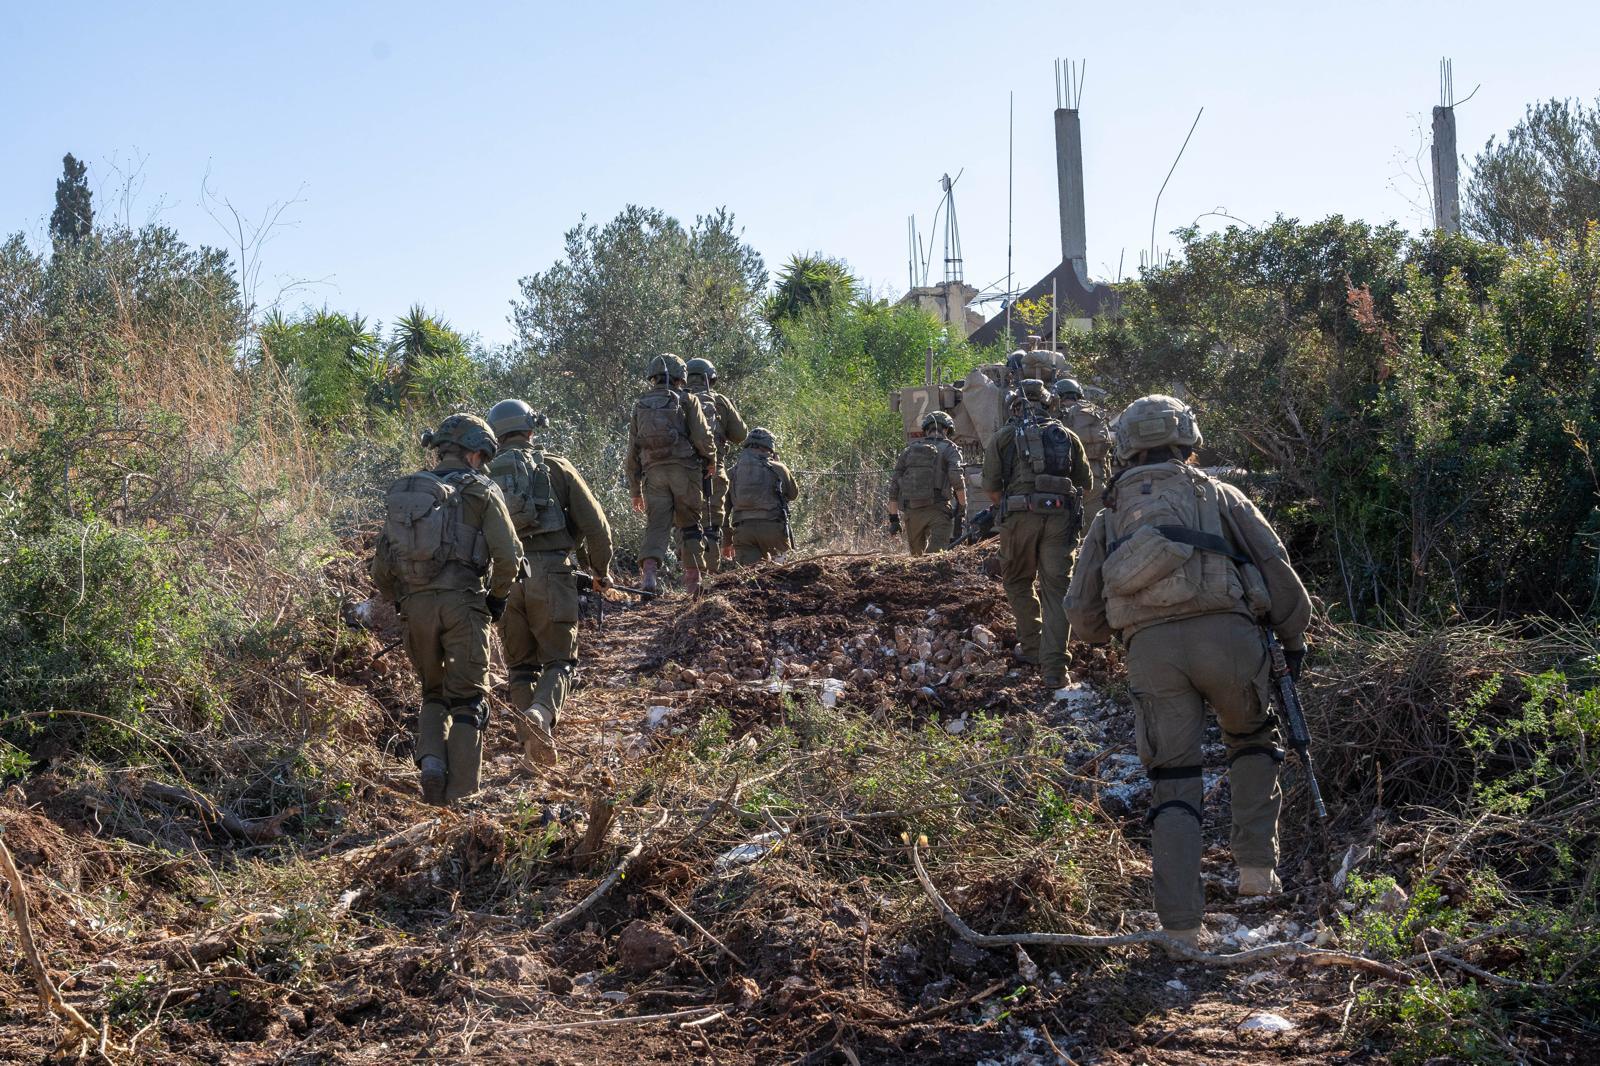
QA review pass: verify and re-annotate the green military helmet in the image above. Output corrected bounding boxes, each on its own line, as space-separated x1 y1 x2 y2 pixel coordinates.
1052 378 1084 401
920 410 956 435
486 398 539 438
685 357 717 384
1018 378 1049 405
1112 394 1202 461
745 426 777 452
422 413 499 455
647 353 688 384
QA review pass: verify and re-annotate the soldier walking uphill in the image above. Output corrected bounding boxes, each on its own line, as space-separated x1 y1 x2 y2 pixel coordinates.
726 427 799 565
1051 378 1114 541
887 411 966 555
626 354 716 596
485 399 613 770
981 379 1092 690
684 358 748 572
1066 395 1311 948
372 414 522 807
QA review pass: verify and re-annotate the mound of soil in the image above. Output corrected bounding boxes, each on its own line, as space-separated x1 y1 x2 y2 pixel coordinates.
644 547 1122 722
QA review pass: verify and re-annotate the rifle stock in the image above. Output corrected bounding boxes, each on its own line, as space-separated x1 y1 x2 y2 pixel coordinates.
1264 629 1328 820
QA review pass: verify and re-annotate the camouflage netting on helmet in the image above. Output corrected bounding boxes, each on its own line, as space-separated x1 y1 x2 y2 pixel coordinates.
424 413 498 456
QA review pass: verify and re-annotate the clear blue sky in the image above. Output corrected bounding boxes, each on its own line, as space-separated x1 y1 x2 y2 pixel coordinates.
5 1 1597 346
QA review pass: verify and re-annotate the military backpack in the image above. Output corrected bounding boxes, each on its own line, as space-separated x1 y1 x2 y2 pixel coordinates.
1099 463 1271 633
1061 400 1113 462
633 390 691 465
487 446 567 541
897 439 950 508
730 451 783 523
380 470 489 595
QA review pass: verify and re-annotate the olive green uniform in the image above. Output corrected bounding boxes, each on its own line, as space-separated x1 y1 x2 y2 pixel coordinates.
890 437 964 556
371 457 521 803
687 387 747 570
1057 399 1113 544
625 385 715 571
487 440 612 750
1066 463 1312 933
727 448 799 565
981 419 1092 685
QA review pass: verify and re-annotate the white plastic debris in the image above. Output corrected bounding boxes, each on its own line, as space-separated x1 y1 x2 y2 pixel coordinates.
599 990 628 1003
1241 970 1273 988
1239 1012 1295 1033
944 713 968 735
645 706 673 729
1165 978 1187 992
820 679 846 708
1014 946 1040 983
332 888 363 916
713 830 786 870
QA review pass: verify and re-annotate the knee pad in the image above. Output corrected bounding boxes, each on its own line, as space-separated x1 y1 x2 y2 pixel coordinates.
1228 744 1285 766
1147 799 1203 825
449 698 489 731
508 668 540 687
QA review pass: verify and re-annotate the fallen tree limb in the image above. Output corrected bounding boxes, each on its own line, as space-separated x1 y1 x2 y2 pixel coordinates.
516 1004 719 1032
908 838 1409 980
0 828 117 1063
134 779 299 844
537 810 671 935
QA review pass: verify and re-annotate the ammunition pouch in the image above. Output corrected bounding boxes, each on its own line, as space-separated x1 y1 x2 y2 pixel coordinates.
1005 492 1070 513
1033 473 1078 496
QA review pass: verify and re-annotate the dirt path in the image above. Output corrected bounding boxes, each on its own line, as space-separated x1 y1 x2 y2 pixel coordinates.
0 549 1378 1064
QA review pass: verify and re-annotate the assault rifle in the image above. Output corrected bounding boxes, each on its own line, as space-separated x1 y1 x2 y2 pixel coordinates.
775 466 794 551
1263 628 1328 820
572 571 658 600
949 505 997 547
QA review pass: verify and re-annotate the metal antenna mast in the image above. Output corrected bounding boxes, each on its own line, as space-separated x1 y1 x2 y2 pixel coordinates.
1005 90 1013 340
941 173 964 285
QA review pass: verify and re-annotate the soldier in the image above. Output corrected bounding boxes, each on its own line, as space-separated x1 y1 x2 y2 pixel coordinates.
485 399 613 770
981 380 1092 691
1051 379 1114 540
626 354 715 596
1065 395 1311 948
684 357 748 571
887 411 966 555
371 414 522 806
726 427 799 565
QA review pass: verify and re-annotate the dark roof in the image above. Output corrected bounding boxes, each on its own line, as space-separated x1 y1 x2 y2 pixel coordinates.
968 260 1120 349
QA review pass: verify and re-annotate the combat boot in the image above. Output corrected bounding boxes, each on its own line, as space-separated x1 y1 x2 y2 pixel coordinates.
640 559 659 595
684 567 702 598
1161 927 1205 956
1237 866 1282 897
418 755 448 807
520 704 558 769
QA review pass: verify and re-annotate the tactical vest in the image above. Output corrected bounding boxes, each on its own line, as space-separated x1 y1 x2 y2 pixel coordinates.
729 452 784 523
1061 401 1113 462
1006 417 1075 491
633 389 695 466
487 445 569 545
1098 463 1267 636
381 470 489 595
897 439 950 508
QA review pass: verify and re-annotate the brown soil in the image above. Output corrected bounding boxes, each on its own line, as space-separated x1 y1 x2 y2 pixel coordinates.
0 546 1382 1064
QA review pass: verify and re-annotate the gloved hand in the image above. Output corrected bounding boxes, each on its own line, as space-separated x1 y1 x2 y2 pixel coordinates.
485 594 508 622
887 514 902 535
1284 646 1306 681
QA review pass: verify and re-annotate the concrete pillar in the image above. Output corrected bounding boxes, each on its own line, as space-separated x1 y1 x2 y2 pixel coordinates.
1431 105 1460 234
1055 108 1089 281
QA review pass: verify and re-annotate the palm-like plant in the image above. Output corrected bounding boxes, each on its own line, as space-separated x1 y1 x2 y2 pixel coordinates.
764 254 858 330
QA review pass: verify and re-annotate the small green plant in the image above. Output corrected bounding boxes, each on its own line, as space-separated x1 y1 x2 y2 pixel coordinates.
1358 979 1506 1065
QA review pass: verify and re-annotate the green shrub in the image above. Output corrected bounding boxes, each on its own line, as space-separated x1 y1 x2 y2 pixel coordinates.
0 513 213 756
